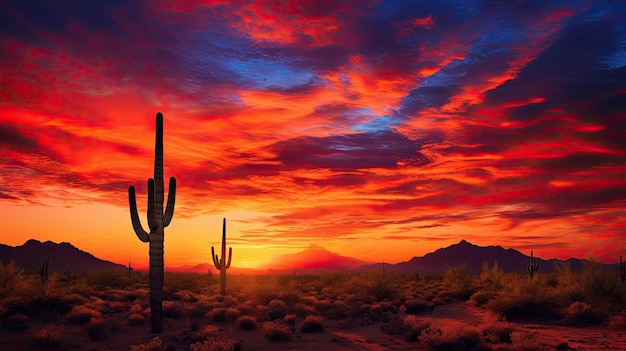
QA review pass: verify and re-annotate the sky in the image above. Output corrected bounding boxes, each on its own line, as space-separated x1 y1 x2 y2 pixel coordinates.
1 0 625 269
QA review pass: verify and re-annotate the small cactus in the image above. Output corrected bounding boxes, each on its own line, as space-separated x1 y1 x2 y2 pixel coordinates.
528 250 539 279
212 218 232 295
620 256 625 283
39 257 49 284
125 261 134 279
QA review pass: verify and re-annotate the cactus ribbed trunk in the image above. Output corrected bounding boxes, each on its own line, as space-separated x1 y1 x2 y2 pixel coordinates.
149 228 164 332
128 112 176 334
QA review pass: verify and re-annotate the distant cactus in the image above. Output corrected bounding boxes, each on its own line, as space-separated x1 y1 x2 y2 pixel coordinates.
127 112 177 334
125 261 134 278
212 218 232 295
527 250 539 279
39 257 49 284
415 268 420 282
620 256 625 283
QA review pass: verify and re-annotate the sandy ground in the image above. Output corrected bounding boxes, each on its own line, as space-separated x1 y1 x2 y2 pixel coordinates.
2 302 625 350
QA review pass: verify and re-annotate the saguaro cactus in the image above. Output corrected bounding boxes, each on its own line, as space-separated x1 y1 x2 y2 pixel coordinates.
39 257 49 285
125 261 134 279
128 112 177 334
212 218 232 295
528 250 539 279
620 256 625 283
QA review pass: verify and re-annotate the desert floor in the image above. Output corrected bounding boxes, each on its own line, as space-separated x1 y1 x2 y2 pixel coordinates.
2 301 626 350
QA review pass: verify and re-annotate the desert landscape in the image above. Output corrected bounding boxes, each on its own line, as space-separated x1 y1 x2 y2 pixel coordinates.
1 240 626 351
2 1 626 350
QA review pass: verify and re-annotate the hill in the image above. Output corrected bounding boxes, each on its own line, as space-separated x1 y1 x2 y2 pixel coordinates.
0 239 125 273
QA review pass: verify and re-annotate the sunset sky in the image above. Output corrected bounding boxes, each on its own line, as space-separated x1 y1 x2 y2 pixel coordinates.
1 0 625 269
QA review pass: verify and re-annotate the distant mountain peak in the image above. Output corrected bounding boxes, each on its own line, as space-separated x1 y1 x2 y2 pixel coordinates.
258 245 370 271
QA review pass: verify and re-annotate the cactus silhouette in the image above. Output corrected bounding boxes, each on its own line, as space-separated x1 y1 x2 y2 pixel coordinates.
620 256 625 283
39 257 49 284
527 250 539 279
128 112 176 334
125 261 134 279
212 218 232 295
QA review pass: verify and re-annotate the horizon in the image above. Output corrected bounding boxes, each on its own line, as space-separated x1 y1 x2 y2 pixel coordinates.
1 1 625 269
0 237 617 271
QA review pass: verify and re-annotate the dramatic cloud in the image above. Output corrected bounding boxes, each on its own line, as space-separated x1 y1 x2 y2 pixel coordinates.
1 0 624 266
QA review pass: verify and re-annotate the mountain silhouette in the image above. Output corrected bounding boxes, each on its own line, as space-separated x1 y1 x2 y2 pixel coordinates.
258 244 371 272
0 239 587 275
358 240 584 274
0 239 125 273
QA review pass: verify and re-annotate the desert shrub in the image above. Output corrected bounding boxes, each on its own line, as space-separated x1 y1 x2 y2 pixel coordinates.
194 325 223 343
0 260 26 297
403 315 430 342
104 301 125 313
487 277 561 321
556 260 626 307
85 317 108 341
86 271 128 290
172 289 199 302
162 272 204 296
190 335 240 351
577 260 624 305
380 315 407 335
480 321 515 344
130 336 167 351
403 299 432 314
210 308 228 322
480 260 504 290
236 315 257 330
253 284 280 305
510 331 550 350
236 300 256 315
441 265 475 300
565 301 606 325
367 274 400 302
284 313 297 332
469 289 498 307
33 324 62 348
263 321 292 341
609 310 626 329
224 307 241 322
162 300 184 318
267 299 288 320
64 305 101 324
300 315 324 333
420 325 481 351
292 302 316 317
4 313 29 332
277 287 302 306
128 313 146 325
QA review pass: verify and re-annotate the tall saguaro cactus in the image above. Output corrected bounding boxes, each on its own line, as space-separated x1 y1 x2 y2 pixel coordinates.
528 250 539 279
212 218 232 295
620 256 625 283
128 112 176 334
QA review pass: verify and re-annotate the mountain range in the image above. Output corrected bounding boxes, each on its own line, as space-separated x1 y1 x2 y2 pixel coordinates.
0 239 587 274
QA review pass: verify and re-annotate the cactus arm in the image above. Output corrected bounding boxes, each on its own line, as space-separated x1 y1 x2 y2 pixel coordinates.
226 247 232 268
163 177 176 227
212 247 221 270
147 178 159 232
129 186 150 242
